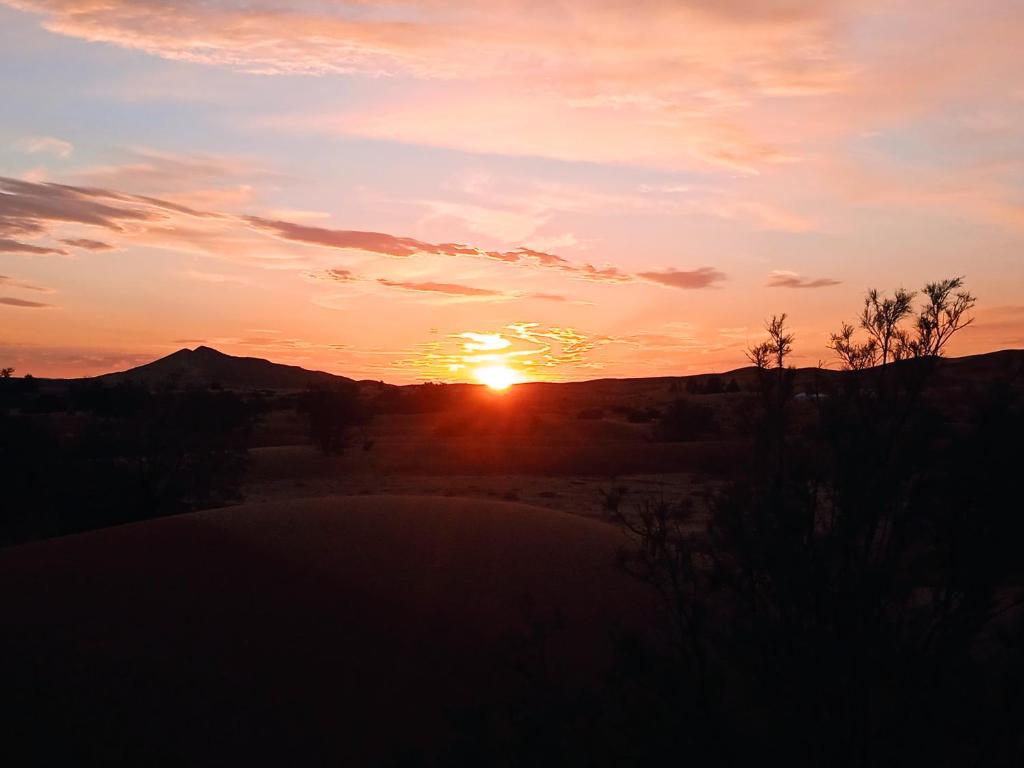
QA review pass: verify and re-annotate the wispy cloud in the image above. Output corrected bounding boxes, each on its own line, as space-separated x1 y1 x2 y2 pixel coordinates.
376 278 504 298
396 321 609 380
1 296 53 308
766 270 841 288
0 174 635 285
0 237 67 256
60 238 115 251
638 267 727 290
246 214 629 282
305 268 355 283
15 135 73 158
0 274 53 293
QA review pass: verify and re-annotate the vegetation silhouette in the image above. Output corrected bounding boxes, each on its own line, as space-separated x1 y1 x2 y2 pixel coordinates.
0 380 256 545
2 277 1021 765
298 382 373 455
609 276 1024 765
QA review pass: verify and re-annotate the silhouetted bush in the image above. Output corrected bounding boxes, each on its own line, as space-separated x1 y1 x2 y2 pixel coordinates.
372 381 462 414
298 383 371 455
655 399 718 441
1 387 255 545
613 279 1024 764
610 404 661 423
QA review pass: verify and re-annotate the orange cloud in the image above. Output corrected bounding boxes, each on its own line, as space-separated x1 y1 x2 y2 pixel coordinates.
0 237 67 256
60 238 115 251
376 279 504 298
767 271 841 288
0 275 52 293
638 267 727 289
0 174 637 286
1 296 52 308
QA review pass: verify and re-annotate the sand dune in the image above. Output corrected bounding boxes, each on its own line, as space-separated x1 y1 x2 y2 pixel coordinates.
1 495 658 765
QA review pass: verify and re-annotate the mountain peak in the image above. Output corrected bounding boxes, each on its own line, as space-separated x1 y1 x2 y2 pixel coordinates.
96 345 357 390
191 345 226 357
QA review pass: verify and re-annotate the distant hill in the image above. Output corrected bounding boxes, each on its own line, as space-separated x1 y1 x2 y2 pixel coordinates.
67 345 1024 394
95 346 358 390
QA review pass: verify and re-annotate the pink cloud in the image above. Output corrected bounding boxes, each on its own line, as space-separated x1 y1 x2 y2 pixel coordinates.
767 270 841 288
0 237 67 256
60 238 115 251
1 296 52 308
638 267 727 289
376 279 504 298
0 275 52 292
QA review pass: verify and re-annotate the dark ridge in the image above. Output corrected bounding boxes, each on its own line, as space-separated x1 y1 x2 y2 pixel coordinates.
93 345 359 391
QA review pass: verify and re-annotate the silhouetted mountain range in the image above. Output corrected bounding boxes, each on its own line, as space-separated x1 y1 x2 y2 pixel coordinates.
96 345 359 390
66 345 1023 392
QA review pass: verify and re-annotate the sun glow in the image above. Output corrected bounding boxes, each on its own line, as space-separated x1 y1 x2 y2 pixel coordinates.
473 364 522 390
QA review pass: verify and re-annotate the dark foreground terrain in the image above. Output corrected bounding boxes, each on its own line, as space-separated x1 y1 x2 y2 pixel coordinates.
3 335 1024 766
2 496 658 765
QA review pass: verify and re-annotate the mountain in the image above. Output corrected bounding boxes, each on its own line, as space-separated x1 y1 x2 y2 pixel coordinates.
95 346 358 390
78 345 1023 393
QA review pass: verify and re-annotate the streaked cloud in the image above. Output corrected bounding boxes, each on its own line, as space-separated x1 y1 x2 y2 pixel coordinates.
14 135 73 158
0 275 53 292
306 268 355 283
397 322 609 380
0 237 67 256
1 296 52 308
766 270 842 288
376 279 504 299
60 238 115 251
638 267 727 290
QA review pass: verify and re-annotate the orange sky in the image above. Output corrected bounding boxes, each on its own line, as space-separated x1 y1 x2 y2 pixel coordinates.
1 0 1022 381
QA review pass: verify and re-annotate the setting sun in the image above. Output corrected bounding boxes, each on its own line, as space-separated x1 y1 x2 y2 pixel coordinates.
473 365 522 390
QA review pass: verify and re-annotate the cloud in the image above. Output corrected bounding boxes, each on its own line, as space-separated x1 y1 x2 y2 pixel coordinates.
0 171 635 296
525 293 568 302
1 0 861 174
60 238 115 251
638 267 727 289
8 0 1024 182
0 275 52 292
0 237 67 255
766 270 841 288
306 268 355 283
15 135 73 158
376 278 504 298
246 214 629 282
0 342 153 377
70 147 271 211
246 216 443 258
0 175 192 237
396 321 609 380
0 296 52 308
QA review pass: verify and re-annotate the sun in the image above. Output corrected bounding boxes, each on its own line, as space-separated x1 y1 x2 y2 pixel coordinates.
473 364 522 391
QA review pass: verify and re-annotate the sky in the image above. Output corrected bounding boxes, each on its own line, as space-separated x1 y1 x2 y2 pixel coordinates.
1 0 1022 383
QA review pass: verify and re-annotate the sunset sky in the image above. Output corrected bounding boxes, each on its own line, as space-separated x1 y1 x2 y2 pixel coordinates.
1 0 1022 382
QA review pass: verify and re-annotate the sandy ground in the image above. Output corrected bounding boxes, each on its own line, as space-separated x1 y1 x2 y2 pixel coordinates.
245 461 711 518
1 495 660 766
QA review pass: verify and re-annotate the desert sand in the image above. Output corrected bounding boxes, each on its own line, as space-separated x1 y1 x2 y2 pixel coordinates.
2 495 659 765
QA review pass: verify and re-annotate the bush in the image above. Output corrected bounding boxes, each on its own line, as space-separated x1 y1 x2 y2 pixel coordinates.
1 387 255 545
298 383 371 455
655 399 718 441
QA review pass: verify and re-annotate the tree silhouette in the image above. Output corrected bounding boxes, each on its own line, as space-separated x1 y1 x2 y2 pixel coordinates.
615 277 1024 764
300 383 370 455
